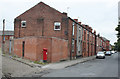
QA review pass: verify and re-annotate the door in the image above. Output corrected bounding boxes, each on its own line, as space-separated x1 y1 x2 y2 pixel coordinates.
22 41 25 57
76 40 82 56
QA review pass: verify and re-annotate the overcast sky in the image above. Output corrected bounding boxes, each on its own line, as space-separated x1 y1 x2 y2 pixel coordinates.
0 0 119 45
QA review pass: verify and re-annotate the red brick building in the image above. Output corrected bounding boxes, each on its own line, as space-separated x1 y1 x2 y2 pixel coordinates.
0 31 14 48
14 36 69 62
14 2 110 62
96 34 110 52
14 2 79 62
106 40 110 51
81 24 96 57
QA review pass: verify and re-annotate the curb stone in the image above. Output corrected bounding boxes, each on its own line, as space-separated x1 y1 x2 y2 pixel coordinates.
3 53 96 70
65 56 96 68
2 54 42 68
42 56 96 69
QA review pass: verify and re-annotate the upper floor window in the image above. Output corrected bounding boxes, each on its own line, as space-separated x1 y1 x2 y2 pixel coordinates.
10 36 14 39
72 22 75 36
79 26 81 30
21 21 26 27
87 31 89 41
54 22 61 30
84 29 86 40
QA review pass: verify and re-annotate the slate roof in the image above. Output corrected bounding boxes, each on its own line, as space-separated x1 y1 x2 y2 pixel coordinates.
102 37 109 41
0 31 14 36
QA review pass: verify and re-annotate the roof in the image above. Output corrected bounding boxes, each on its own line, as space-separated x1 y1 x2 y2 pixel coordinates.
0 31 14 36
68 17 96 35
15 2 65 19
102 37 109 41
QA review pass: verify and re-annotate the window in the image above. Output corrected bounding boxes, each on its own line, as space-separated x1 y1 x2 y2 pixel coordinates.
81 27 83 38
84 29 86 40
72 39 74 52
79 26 81 35
21 21 26 27
79 26 81 30
54 22 61 30
10 36 14 39
87 31 89 41
3 37 5 41
72 22 75 36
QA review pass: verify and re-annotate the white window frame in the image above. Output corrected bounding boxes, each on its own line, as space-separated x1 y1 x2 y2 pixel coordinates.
54 22 61 30
72 22 75 36
21 21 26 27
79 26 81 30
10 36 14 39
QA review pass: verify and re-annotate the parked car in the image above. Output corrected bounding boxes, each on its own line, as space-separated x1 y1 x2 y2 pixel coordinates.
115 51 117 53
96 51 105 59
105 51 112 56
111 51 115 54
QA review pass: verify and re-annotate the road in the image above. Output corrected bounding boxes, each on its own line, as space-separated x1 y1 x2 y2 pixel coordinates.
41 53 118 77
2 52 119 77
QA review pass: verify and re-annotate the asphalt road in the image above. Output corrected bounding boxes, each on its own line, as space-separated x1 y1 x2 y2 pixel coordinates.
42 53 118 77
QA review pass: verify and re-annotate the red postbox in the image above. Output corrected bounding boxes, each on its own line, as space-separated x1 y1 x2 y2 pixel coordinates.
43 48 47 62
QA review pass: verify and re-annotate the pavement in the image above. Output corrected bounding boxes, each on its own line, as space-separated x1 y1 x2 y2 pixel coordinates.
3 53 96 70
2 53 96 77
42 56 96 69
2 55 47 77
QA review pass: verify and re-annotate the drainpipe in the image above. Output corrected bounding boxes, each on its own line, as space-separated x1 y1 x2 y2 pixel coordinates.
19 19 21 38
95 35 97 55
2 19 5 54
70 22 74 60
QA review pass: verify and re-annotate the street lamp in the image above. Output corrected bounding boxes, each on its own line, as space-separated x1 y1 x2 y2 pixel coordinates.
2 19 5 54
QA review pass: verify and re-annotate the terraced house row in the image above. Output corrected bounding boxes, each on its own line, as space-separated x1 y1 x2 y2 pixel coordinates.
13 2 111 63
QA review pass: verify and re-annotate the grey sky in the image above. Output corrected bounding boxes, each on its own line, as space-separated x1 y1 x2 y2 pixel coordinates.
0 0 119 45
119 1 120 17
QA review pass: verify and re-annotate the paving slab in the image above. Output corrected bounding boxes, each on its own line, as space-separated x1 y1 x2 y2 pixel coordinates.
42 56 96 69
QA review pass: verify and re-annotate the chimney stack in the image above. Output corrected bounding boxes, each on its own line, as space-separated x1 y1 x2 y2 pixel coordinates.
74 19 78 22
94 30 96 35
62 12 67 16
78 22 81 25
89 27 93 32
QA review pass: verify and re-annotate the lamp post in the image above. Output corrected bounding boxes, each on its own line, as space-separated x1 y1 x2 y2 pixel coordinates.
2 19 5 54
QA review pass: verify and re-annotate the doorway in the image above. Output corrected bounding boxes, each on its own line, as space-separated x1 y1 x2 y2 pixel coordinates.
22 41 25 57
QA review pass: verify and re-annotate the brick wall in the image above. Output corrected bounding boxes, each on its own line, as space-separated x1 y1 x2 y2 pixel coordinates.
14 2 68 40
3 40 14 54
14 36 69 63
0 36 2 48
51 37 69 62
0 35 14 48
14 2 110 60
106 40 110 51
14 2 79 60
